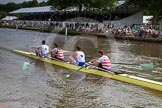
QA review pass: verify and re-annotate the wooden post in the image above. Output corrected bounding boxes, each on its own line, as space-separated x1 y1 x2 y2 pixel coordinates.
65 27 67 36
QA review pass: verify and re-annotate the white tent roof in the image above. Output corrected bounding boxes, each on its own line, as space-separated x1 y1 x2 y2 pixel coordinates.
1 16 18 20
10 6 56 14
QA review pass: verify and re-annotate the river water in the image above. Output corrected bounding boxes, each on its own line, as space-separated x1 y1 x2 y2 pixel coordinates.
0 28 162 108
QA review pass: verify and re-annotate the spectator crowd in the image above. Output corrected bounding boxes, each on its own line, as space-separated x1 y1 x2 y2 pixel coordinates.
111 24 162 38
0 20 162 38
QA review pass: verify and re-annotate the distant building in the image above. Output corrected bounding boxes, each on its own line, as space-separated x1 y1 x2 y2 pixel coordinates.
9 1 142 25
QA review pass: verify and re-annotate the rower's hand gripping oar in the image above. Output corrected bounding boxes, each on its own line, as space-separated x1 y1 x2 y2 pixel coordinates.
22 57 43 70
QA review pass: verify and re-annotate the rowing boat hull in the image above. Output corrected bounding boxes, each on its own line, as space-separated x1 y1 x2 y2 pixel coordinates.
12 49 162 91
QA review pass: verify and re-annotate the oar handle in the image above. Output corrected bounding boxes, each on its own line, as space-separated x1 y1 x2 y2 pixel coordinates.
85 63 115 74
112 63 138 65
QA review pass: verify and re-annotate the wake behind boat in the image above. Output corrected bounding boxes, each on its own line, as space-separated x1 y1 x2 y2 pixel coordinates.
12 49 162 92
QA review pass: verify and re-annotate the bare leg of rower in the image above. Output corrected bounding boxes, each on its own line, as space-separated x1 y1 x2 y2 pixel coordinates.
35 48 40 56
68 52 77 63
68 56 75 63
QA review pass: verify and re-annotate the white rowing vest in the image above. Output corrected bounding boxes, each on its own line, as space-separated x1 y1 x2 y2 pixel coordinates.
40 45 49 55
76 51 85 62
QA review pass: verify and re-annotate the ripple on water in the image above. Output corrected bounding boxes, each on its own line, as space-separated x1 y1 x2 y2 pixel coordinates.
0 28 162 108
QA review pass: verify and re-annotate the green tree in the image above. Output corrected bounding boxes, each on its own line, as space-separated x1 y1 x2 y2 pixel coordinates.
91 0 117 11
129 0 162 24
39 1 48 6
6 2 17 12
47 0 118 16
21 0 38 8
31 0 39 7
0 0 41 15
0 11 7 19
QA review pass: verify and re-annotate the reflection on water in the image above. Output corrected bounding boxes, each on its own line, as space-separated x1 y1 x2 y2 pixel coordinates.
0 28 162 108
128 41 162 57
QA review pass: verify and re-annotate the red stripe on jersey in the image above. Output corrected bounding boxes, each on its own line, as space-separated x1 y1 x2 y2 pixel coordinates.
56 49 64 60
101 55 111 70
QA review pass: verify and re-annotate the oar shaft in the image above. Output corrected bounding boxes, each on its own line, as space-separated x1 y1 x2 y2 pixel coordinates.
112 63 153 70
62 65 86 80
85 63 115 74
112 63 137 65
0 47 12 52
86 57 137 65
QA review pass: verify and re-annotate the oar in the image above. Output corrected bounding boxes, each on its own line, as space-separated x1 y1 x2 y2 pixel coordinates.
112 63 153 70
86 56 153 70
62 64 87 80
84 63 117 74
0 47 43 70
61 62 129 80
22 57 44 70
0 47 12 52
86 56 154 70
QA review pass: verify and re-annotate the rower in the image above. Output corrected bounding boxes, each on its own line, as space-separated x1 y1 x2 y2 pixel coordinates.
51 43 64 61
68 46 85 66
89 50 111 71
35 40 49 58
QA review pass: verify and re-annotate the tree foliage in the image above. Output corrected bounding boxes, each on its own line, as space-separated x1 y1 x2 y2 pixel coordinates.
0 11 7 19
0 0 39 18
47 0 118 14
0 0 39 12
129 0 162 24
1 0 162 24
21 0 38 8
39 1 48 6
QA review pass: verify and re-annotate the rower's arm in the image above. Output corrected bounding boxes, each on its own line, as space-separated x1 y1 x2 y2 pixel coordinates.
71 52 77 60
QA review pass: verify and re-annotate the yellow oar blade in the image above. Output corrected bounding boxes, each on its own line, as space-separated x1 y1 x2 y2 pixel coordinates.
22 62 30 70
